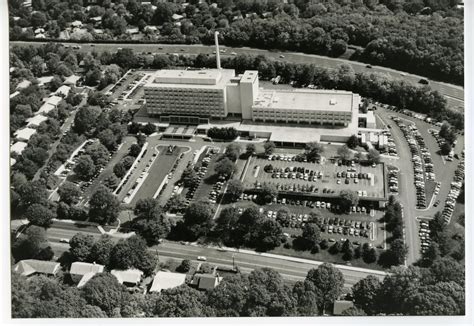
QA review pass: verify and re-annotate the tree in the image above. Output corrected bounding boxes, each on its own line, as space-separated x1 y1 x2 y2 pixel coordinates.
339 190 359 212
245 143 256 156
153 285 207 317
89 235 114 265
403 282 464 316
142 123 156 135
58 181 81 205
81 273 129 317
214 207 240 246
181 167 198 187
244 268 296 316
134 214 171 246
252 219 283 251
430 257 465 287
182 201 215 239
439 122 456 144
129 144 142 157
224 143 241 162
305 142 324 161
352 275 382 315
165 195 187 213
88 185 120 225
25 204 54 228
113 161 127 178
263 141 276 156
12 226 51 261
226 179 244 201
259 183 278 204
367 148 381 164
177 259 192 273
134 198 161 220
69 233 95 262
102 171 120 190
382 238 408 267
74 155 96 181
85 142 110 167
73 106 100 135
109 236 157 276
296 223 321 251
292 280 320 315
276 207 291 227
17 180 48 207
98 129 117 150
215 156 236 178
207 274 249 316
305 263 344 314
440 142 452 155
337 145 352 161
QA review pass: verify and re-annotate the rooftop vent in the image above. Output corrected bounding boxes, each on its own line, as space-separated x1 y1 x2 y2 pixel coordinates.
329 99 337 105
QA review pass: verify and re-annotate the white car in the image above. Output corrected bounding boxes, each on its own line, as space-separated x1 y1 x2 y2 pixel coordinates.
197 256 207 261
60 238 70 243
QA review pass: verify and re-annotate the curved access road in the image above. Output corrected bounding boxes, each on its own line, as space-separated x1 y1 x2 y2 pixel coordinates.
10 41 464 113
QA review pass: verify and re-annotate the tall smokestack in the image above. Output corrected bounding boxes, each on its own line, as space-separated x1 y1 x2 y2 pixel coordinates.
214 31 221 69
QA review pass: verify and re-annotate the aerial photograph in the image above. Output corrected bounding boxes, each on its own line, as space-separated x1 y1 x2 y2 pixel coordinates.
6 0 468 321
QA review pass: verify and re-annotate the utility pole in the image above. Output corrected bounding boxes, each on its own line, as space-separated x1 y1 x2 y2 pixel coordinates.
232 253 235 270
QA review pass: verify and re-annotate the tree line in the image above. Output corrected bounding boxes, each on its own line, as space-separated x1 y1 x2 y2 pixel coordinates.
9 0 463 84
11 257 464 317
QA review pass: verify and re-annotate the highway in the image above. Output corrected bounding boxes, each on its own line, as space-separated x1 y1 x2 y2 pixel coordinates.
46 221 387 287
10 41 464 112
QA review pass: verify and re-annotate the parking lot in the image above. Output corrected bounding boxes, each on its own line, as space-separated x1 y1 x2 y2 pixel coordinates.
243 155 386 200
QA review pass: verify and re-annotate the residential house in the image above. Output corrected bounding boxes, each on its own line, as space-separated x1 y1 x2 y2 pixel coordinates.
333 300 354 316
10 91 20 99
14 128 37 142
190 273 222 290
10 141 28 155
11 158 17 167
149 271 186 293
111 269 144 286
37 76 54 87
71 20 83 28
37 95 63 115
14 259 61 277
26 115 48 128
70 262 105 287
64 75 81 86
55 85 71 97
16 79 31 90
172 13 184 21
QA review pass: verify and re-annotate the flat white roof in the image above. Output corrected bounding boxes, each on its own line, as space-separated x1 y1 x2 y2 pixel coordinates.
149 271 186 292
55 85 71 96
14 128 37 141
111 269 143 284
26 114 48 127
11 141 28 154
47 95 63 106
253 89 356 113
37 103 56 115
147 69 236 89
64 75 80 85
16 79 31 90
70 262 104 276
37 76 54 85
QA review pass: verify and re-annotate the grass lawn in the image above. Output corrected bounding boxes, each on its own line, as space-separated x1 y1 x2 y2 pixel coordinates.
270 245 386 271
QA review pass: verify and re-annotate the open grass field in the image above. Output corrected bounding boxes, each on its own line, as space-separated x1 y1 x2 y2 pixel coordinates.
243 156 386 200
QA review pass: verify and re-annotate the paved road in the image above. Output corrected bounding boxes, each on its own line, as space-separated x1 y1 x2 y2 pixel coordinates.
46 222 387 287
376 108 465 264
10 41 464 112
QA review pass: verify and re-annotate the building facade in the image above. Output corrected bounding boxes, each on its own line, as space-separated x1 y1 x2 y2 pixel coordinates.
144 68 360 128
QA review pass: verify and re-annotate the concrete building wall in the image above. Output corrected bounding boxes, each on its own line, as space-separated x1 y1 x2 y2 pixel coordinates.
225 83 242 115
145 87 226 117
251 108 352 126
239 71 259 119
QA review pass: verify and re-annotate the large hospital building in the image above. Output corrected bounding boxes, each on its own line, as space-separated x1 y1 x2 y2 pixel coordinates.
144 68 360 128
